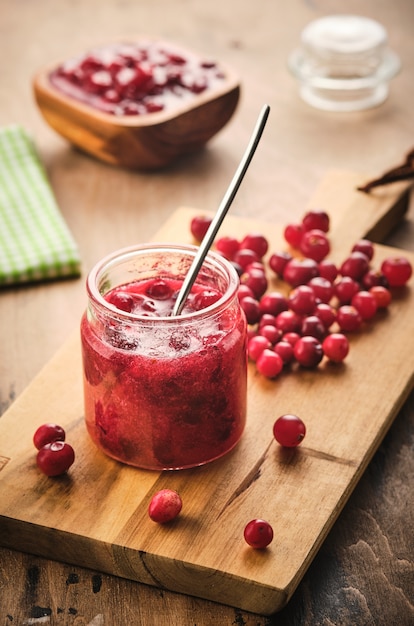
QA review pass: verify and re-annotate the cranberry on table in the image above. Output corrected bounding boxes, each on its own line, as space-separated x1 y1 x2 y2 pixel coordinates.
247 335 271 361
36 441 75 476
240 233 269 259
256 349 283 378
302 209 330 233
148 489 183 523
352 239 375 261
288 285 317 315
268 251 292 278
33 423 66 450
340 251 370 281
293 336 323 368
283 257 319 287
240 267 268 298
190 215 212 242
334 276 360 305
259 291 289 316
244 519 274 549
299 229 330 262
322 333 350 362
351 290 378 320
239 296 261 324
369 285 392 308
284 223 304 248
273 414 306 447
215 235 240 260
336 305 363 332
381 256 412 287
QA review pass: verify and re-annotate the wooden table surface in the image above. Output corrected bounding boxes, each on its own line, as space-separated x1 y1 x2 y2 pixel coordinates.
1 0 413 624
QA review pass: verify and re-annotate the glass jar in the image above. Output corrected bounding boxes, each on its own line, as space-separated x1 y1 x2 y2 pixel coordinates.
80 243 247 470
288 15 401 112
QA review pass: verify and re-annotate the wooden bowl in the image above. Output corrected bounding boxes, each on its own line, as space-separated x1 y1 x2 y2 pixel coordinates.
32 39 241 170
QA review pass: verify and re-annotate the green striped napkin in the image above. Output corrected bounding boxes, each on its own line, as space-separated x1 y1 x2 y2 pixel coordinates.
0 125 81 285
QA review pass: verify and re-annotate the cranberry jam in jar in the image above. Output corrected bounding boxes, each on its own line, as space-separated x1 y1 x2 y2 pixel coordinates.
81 244 247 470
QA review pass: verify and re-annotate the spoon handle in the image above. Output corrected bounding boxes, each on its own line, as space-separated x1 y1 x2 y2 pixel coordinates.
172 104 270 316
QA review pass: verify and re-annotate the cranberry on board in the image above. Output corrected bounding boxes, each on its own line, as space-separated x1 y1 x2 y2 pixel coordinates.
244 519 274 549
247 335 272 361
240 233 269 259
36 441 75 476
283 223 304 248
299 229 330 262
352 239 375 261
273 414 306 447
301 209 330 233
288 285 317 315
293 336 323 368
381 256 412 287
322 333 350 363
33 423 66 450
256 349 283 378
215 235 240 260
190 215 212 242
148 489 183 523
339 251 370 281
283 257 319 287
268 251 292 278
336 305 363 332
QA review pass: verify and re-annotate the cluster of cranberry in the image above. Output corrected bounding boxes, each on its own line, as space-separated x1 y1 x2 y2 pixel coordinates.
50 41 225 116
191 210 412 378
33 423 75 476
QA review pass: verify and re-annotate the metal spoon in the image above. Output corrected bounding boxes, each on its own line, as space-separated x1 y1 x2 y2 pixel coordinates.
171 104 270 316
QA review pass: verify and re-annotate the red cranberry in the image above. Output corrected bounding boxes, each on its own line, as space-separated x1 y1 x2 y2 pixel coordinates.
283 258 319 287
293 336 323 368
274 341 294 364
259 292 289 316
334 276 360 305
288 285 316 315
318 259 338 282
273 414 306 447
369 285 392 308
268 251 292 278
381 256 412 287
302 209 330 233
259 324 282 345
238 284 254 301
336 305 363 332
148 489 182 523
256 349 283 378
244 519 274 549
240 296 261 324
33 423 66 450
284 223 304 248
308 276 334 303
340 251 370 281
322 333 349 362
352 239 374 261
351 290 378 320
233 248 260 271
215 235 240 260
300 315 326 340
314 303 337 329
240 268 268 299
299 229 330 262
36 441 75 476
248 335 271 361
190 215 211 241
240 233 269 259
275 310 302 334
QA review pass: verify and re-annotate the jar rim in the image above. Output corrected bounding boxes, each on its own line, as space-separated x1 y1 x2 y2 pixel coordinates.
86 242 240 322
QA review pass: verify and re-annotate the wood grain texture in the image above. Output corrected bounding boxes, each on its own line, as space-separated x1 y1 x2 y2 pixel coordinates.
1 0 414 623
0 172 413 616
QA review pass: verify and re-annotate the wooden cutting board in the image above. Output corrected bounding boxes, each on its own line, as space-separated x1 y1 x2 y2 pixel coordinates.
1 171 413 615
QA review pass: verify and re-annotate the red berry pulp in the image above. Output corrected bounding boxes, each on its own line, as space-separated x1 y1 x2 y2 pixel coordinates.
81 257 247 470
50 41 228 116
